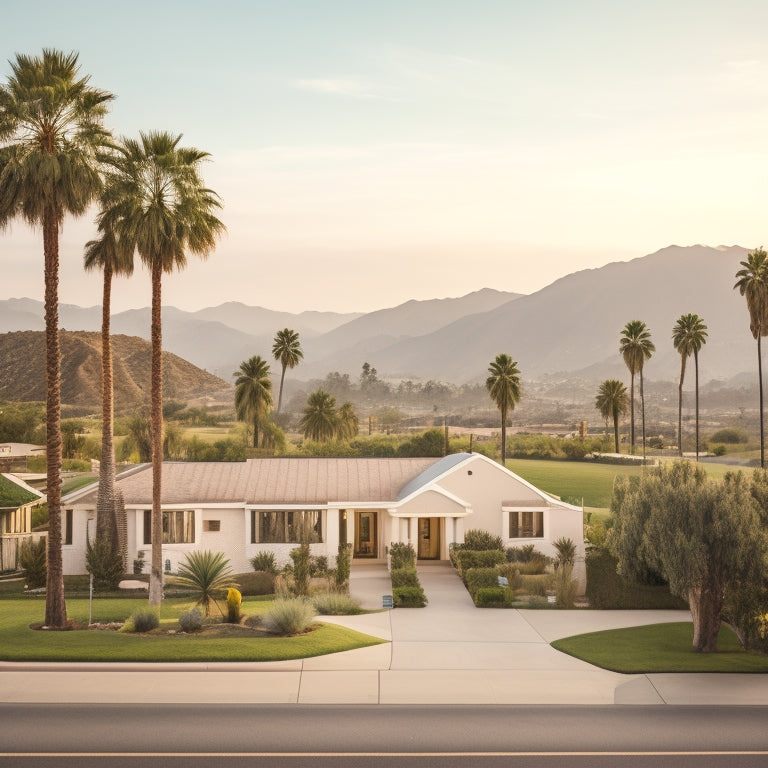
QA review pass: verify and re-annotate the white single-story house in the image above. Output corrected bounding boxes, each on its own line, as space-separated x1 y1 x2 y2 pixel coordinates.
61 452 586 591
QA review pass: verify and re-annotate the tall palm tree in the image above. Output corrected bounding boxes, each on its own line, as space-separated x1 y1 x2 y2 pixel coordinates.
337 401 359 440
735 247 768 469
0 50 113 627
100 131 224 605
300 390 340 441
672 313 708 460
619 321 655 459
272 328 303 414
595 379 629 454
485 353 522 465
84 225 134 561
234 355 273 448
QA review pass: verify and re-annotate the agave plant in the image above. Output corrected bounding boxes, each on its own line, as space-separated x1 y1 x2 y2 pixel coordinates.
174 550 238 617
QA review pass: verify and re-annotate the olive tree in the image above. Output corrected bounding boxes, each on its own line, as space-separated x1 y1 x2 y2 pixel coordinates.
608 462 767 652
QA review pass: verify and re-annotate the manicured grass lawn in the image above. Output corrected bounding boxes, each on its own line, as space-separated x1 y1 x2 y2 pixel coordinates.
0 596 385 662
552 622 768 673
506 457 745 509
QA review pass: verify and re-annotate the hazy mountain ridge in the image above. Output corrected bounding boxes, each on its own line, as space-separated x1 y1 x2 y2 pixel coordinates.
0 331 230 410
0 246 757 387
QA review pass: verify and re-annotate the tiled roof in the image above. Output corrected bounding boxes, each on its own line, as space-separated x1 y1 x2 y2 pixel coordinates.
73 458 438 507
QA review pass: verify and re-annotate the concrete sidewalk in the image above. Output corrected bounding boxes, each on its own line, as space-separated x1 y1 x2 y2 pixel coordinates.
1 563 767 706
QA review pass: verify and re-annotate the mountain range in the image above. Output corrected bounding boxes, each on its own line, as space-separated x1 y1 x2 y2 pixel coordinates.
0 245 757 388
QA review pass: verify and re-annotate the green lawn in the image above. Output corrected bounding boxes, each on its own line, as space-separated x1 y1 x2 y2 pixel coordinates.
0 596 386 662
506 457 745 509
552 622 768 673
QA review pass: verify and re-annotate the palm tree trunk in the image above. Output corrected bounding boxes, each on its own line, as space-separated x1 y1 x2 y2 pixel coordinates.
678 356 686 458
640 368 646 462
277 363 287 414
96 261 118 555
760 334 765 469
629 374 635 454
612 412 620 453
43 205 67 628
252 415 259 448
500 407 507 466
694 350 700 462
148 260 164 605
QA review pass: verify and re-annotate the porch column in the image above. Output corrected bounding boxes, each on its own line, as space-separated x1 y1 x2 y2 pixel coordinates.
408 517 417 549
455 516 465 545
326 508 340 563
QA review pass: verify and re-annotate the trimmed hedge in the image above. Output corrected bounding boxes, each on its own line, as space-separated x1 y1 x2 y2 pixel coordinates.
391 566 420 589
393 585 427 607
465 567 501 595
474 586 514 607
586 549 687 609
389 542 416 570
456 549 506 574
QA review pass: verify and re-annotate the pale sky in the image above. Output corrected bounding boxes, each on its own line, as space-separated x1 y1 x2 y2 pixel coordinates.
2 0 768 313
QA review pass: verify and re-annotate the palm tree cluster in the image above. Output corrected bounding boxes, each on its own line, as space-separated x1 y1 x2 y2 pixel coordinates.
300 390 359 442
0 49 225 617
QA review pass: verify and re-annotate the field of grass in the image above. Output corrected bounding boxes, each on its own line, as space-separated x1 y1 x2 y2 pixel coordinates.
506 457 750 510
0 595 385 662
552 622 768 673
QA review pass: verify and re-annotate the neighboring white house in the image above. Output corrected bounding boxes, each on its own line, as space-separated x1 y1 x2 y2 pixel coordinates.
0 472 44 573
61 452 586 591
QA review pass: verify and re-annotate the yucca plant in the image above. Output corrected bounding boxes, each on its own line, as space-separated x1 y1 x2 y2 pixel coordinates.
174 550 238 617
553 537 577 567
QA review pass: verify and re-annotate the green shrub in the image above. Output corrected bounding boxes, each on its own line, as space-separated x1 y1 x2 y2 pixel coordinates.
392 585 427 607
267 597 315 635
335 543 352 588
85 538 124 592
389 542 416 569
464 567 501 595
235 571 275 596
515 556 550 575
309 555 329 577
226 587 242 623
128 609 159 633
19 538 46 588
462 529 503 551
474 586 513 607
456 549 506 574
391 566 420 589
250 551 278 574
712 445 726 457
709 427 749 444
585 549 687 609
178 607 204 632
506 544 537 563
289 534 311 597
311 591 363 615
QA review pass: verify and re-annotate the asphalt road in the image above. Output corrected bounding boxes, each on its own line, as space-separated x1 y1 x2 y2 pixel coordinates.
2 704 768 766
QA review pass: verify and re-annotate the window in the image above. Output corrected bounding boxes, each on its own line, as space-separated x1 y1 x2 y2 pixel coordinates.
144 510 195 544
65 509 73 545
251 510 323 544
509 510 544 538
203 520 221 532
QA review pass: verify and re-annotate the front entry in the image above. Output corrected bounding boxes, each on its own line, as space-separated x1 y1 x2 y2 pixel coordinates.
354 510 377 558
417 517 441 560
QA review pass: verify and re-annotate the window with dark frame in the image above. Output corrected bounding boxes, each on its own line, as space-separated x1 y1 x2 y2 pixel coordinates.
508 510 544 538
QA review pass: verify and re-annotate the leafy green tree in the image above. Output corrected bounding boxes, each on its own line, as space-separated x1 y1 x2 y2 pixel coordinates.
122 412 152 463
608 462 768 652
735 247 768 468
174 550 238 617
672 313 708 459
0 49 113 627
100 131 225 605
594 379 629 454
85 224 134 561
234 355 273 448
300 390 339 442
272 328 303 414
337 402 359 440
485 353 521 465
619 320 655 457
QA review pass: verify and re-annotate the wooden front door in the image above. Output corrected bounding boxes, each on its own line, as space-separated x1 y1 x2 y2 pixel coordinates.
354 510 377 558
